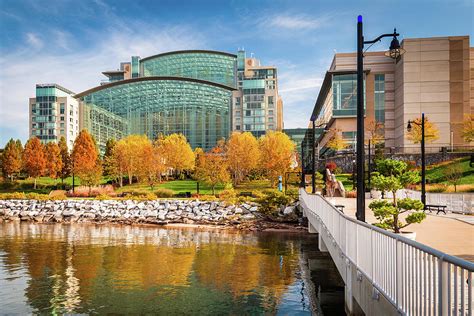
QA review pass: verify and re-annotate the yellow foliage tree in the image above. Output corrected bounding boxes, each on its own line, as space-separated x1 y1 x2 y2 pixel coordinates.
44 142 63 180
156 134 194 177
365 119 384 145
406 116 439 144
1 138 22 181
258 131 296 186
110 134 150 185
326 128 348 151
226 132 260 185
462 114 474 143
195 145 230 195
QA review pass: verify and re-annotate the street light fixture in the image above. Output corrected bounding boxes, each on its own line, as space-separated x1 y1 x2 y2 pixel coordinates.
407 113 426 208
356 16 405 222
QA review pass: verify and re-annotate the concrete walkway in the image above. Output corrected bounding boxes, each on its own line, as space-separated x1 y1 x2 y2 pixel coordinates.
326 197 474 262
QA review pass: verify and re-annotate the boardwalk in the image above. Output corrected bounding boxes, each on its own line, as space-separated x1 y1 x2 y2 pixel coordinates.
327 197 474 262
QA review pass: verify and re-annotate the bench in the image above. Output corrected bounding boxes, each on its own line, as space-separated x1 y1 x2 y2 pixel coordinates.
425 204 447 215
334 204 345 213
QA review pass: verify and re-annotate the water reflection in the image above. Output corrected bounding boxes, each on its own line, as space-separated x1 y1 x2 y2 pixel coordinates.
0 222 330 315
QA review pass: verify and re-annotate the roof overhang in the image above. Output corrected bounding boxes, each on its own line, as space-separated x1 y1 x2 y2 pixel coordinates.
140 50 237 63
74 76 237 98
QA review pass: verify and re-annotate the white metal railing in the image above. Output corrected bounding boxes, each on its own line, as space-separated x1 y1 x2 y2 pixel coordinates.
300 189 474 316
387 190 474 214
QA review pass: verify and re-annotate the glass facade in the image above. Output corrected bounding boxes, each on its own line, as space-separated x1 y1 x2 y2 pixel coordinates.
374 74 385 124
140 51 237 88
332 74 365 116
78 78 232 152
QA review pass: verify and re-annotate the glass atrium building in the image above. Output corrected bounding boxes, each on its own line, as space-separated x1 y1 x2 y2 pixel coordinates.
76 50 237 152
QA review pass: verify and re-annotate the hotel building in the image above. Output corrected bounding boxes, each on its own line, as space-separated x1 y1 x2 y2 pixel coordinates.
29 50 283 152
306 35 473 156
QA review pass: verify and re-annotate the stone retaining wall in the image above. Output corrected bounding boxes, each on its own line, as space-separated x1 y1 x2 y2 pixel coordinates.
0 199 261 224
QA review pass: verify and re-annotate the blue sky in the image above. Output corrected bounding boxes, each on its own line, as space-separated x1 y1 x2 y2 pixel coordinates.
0 0 472 145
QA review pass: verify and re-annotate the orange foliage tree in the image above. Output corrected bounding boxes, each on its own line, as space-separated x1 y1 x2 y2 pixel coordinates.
72 130 102 193
1 138 22 181
365 119 385 145
45 142 63 181
258 131 296 186
23 137 46 188
462 114 474 143
226 132 260 185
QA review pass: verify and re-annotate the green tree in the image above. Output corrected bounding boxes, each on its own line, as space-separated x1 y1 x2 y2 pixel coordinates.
2 139 22 181
369 159 425 233
443 163 463 192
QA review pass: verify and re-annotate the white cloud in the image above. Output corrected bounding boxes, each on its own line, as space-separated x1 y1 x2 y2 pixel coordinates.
260 13 331 31
0 25 206 144
25 33 43 49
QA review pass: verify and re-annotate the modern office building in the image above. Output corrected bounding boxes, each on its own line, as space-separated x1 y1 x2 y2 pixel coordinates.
29 84 80 150
30 50 283 152
306 35 473 156
232 50 283 137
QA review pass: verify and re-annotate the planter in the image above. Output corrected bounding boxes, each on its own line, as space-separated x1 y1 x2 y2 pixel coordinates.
370 190 381 199
396 231 416 241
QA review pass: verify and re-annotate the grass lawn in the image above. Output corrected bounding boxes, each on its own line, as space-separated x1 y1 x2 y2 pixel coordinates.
335 174 354 191
426 157 474 185
114 180 226 195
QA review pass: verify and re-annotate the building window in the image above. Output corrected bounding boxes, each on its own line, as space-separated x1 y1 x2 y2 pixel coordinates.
60 123 65 128
332 74 365 116
236 125 241 130
375 74 385 124
60 116 65 121
268 110 274 115
268 117 274 122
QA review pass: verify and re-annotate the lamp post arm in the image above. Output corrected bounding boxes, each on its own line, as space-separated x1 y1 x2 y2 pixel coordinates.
363 32 399 45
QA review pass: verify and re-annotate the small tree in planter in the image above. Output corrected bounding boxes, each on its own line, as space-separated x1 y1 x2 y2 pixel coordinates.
369 159 426 234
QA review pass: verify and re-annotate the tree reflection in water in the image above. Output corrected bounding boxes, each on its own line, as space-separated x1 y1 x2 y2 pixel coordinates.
0 222 320 315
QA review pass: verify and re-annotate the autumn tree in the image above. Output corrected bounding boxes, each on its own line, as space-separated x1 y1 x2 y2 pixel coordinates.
138 137 166 189
102 138 116 177
58 137 72 185
365 119 384 145
44 142 63 181
156 134 194 177
258 131 296 186
72 130 102 193
461 114 474 143
109 140 128 187
195 145 230 195
23 137 47 189
326 128 348 151
2 139 22 181
406 116 439 144
443 163 463 192
226 132 260 185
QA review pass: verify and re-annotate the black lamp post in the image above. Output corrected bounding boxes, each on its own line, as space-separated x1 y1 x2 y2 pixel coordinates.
407 113 426 208
356 15 405 222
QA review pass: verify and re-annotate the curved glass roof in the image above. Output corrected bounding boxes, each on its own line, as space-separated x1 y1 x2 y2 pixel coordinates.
140 51 237 88
77 77 232 151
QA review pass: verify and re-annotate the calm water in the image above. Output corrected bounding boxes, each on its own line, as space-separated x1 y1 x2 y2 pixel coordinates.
0 222 345 315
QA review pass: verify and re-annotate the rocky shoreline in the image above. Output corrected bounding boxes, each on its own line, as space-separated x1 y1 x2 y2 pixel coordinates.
0 199 303 231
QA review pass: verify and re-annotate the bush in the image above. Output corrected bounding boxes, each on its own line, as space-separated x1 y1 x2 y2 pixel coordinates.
96 194 111 200
326 161 337 172
198 195 218 202
218 188 237 205
155 188 175 198
0 192 27 200
345 190 357 198
427 184 448 193
123 192 157 201
49 190 68 200
25 193 49 200
256 190 294 216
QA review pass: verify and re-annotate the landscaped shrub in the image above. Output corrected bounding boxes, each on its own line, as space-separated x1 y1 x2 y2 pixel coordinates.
69 185 115 197
345 190 357 198
96 194 111 200
25 193 49 200
427 183 448 193
155 188 174 198
218 188 237 205
326 161 337 172
198 195 218 202
0 192 27 200
256 190 294 216
49 190 68 200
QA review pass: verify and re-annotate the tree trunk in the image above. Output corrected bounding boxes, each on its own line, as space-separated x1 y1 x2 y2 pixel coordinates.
34 178 37 189
212 185 215 195
454 184 457 192
119 176 123 187
128 172 132 185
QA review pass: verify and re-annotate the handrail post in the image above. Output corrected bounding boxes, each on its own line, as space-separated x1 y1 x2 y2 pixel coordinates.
439 259 449 315
396 240 402 309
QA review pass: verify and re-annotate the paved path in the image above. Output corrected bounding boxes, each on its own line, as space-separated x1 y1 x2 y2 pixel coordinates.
326 197 474 262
